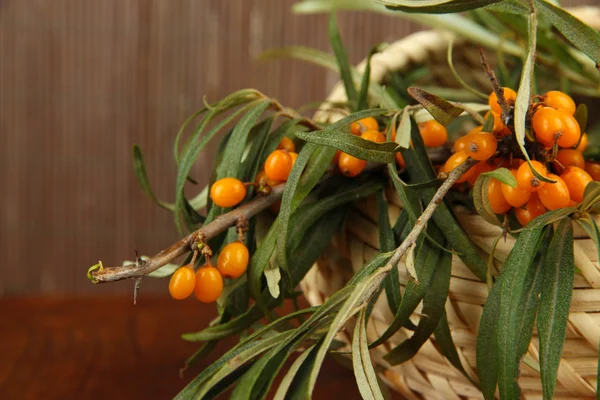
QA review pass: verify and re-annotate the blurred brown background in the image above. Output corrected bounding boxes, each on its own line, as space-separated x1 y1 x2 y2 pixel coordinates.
0 1 596 399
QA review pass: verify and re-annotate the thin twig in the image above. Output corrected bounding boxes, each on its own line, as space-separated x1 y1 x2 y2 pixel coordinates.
387 157 479 267
479 49 509 115
91 184 286 283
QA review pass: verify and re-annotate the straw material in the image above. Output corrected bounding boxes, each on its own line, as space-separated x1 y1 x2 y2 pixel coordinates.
301 7 600 399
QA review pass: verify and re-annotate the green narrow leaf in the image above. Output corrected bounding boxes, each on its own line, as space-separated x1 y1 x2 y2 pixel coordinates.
132 145 175 211
277 144 337 289
273 345 317 400
295 130 396 163
434 313 476 385
513 4 539 169
329 12 357 108
216 100 271 179
576 215 600 269
582 181 600 211
534 0 600 65
175 101 259 233
477 263 502 400
353 309 385 400
484 0 529 15
307 267 391 398
537 218 574 400
473 175 503 227
407 86 465 126
496 225 545 399
358 44 386 111
575 104 588 134
395 108 411 149
382 0 503 14
377 190 400 315
239 117 275 182
384 246 451 364
526 206 577 229
483 167 516 186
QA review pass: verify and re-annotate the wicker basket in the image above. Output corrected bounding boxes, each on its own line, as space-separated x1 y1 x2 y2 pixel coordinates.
301 7 600 400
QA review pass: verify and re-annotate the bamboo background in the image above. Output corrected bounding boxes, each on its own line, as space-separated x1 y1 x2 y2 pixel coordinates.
0 0 592 295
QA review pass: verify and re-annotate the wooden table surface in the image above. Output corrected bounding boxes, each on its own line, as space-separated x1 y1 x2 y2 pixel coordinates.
0 296 404 400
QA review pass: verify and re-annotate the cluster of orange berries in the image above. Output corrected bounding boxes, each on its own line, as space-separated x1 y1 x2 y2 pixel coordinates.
168 241 250 302
169 138 300 302
442 88 599 226
338 116 449 177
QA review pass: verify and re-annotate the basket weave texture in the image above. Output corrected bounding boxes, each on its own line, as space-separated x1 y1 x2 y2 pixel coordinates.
301 7 600 400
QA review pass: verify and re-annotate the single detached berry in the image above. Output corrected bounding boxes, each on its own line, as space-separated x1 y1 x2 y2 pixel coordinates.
338 152 366 177
210 177 247 208
514 194 546 227
264 150 294 182
487 178 512 214
543 90 576 116
516 161 547 192
560 166 592 203
419 120 448 147
538 174 571 210
350 117 379 135
194 264 224 303
168 264 196 300
277 137 296 153
217 241 250 279
501 170 531 207
488 87 517 115
465 132 497 161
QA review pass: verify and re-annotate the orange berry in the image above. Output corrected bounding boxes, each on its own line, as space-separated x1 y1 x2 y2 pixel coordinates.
350 117 378 135
585 161 600 181
443 151 475 183
217 242 249 279
486 112 511 137
453 135 469 153
389 124 397 141
264 150 294 182
360 130 386 143
560 166 592 203
514 194 547 227
289 152 298 165
255 170 280 187
554 149 585 173
277 137 296 153
516 160 548 192
501 170 531 207
556 110 581 148
532 107 563 148
210 178 247 208
576 133 588 152
538 173 571 210
468 161 494 186
419 120 448 147
488 178 512 214
168 265 196 300
194 264 223 303
395 152 406 168
338 152 366 177
465 132 498 161
543 91 576 116
488 87 517 115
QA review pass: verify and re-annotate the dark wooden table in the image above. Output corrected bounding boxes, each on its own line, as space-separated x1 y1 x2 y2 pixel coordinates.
0 296 403 399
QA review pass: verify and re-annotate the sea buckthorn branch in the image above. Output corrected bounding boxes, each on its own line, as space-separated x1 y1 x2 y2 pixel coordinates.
90 183 287 283
386 157 479 268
